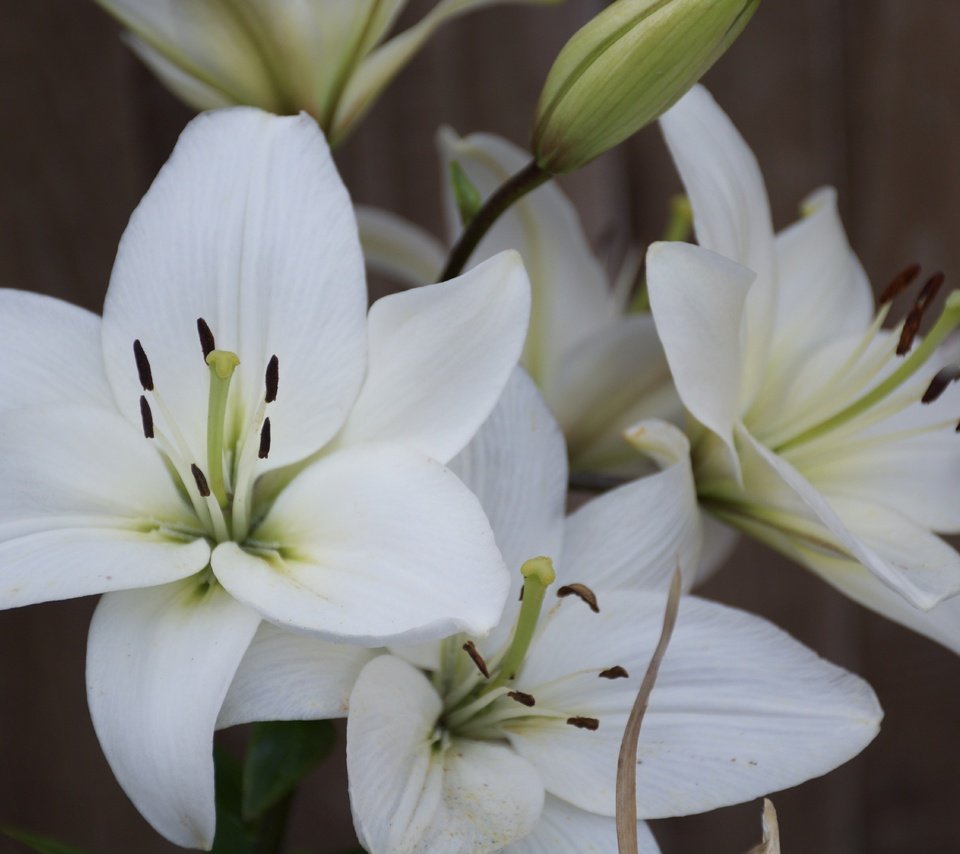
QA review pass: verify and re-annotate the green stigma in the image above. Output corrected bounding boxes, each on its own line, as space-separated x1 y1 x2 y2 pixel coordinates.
205 349 240 507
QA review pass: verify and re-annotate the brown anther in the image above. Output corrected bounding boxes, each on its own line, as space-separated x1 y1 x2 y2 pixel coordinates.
258 417 272 459
898 273 946 356
518 584 524 602
508 691 536 707
196 318 216 359
191 464 211 498
922 365 960 404
265 355 280 403
139 395 154 439
557 583 599 613
133 340 154 391
566 716 600 731
879 263 922 304
462 641 490 679
599 666 629 680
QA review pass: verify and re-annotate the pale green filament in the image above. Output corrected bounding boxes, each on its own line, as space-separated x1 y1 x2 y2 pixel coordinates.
776 291 960 453
205 350 240 507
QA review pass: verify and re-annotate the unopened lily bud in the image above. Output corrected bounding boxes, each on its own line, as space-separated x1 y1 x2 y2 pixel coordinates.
532 0 760 173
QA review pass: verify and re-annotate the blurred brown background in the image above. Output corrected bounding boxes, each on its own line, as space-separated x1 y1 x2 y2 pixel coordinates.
2 1 960 851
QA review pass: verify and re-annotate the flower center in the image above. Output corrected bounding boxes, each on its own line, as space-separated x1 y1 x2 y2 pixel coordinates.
133 317 279 545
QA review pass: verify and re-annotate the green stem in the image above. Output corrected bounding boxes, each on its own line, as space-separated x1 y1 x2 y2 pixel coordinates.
250 792 294 854
438 159 551 282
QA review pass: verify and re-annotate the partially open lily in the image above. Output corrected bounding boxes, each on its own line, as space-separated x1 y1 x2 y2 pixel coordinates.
222 371 882 852
92 0 561 144
359 129 681 474
0 108 531 847
642 85 960 653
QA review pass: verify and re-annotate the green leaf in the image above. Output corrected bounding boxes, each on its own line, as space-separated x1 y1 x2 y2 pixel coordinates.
211 747 256 854
242 720 336 822
0 827 91 854
449 161 484 228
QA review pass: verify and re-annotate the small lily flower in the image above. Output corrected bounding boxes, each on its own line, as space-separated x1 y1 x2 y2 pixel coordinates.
358 129 681 474
92 0 561 145
0 108 531 848
225 371 882 852
643 85 960 652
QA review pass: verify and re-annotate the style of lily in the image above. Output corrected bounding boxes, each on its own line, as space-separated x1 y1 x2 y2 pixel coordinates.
0 108 532 848
91 0 560 145
643 84 960 653
359 129 680 474
221 371 882 852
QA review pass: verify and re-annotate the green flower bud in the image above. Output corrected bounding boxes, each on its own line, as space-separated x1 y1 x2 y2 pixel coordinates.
532 0 760 173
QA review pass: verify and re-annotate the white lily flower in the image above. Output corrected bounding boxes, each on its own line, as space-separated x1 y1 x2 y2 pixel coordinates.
92 0 561 144
358 129 681 474
643 85 960 652
224 371 882 852
0 108 531 848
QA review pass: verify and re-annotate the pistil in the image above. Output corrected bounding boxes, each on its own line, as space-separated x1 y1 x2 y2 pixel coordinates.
205 349 241 507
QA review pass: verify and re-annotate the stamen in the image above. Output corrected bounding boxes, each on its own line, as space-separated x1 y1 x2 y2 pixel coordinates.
139 396 154 439
508 691 536 707
265 355 279 403
191 464 211 497
599 666 630 680
922 365 960 404
196 318 216 359
557 583 600 613
566 716 600 731
133 340 154 391
898 272 945 355
879 263 922 304
258 418 272 459
462 641 490 679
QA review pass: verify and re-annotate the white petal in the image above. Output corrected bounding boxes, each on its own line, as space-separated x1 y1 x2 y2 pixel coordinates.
767 188 874 381
508 593 881 818
646 241 755 477
660 85 777 400
0 290 114 412
101 108 368 470
213 445 508 645
450 369 567 650
504 796 659 854
348 655 544 853
547 313 681 471
333 0 561 140
738 426 960 609
356 205 446 287
563 421 701 593
0 405 209 607
86 581 260 849
217 623 378 728
695 513 740 586
333 251 530 464
436 128 615 386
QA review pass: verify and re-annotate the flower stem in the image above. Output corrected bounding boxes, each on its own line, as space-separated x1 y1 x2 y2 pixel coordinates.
438 159 551 282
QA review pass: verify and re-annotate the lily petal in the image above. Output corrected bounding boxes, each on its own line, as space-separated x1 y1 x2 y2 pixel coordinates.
695 513 740 586
213 445 508 645
218 623 379 728
660 85 777 401
0 290 113 413
509 593 881 818
357 205 446 287
436 128 615 386
563 420 701 593
348 655 544 853
86 581 260 849
737 426 960 610
504 795 659 854
0 405 209 607
646 241 755 478
333 0 561 142
101 108 368 470
333 251 530 464
548 313 680 472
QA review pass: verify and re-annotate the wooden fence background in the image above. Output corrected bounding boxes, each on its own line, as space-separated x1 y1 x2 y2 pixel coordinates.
2 1 960 851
